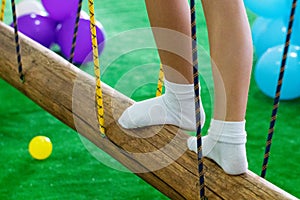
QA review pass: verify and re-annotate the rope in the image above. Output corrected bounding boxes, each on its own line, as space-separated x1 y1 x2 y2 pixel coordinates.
0 0 5 21
261 0 297 178
88 0 105 136
69 0 83 64
155 63 164 97
190 0 206 199
11 0 24 82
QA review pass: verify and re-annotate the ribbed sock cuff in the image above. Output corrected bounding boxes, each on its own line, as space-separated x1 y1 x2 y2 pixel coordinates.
164 79 197 94
208 119 247 144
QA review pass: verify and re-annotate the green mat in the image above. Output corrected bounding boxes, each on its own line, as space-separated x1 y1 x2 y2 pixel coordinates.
1 0 300 199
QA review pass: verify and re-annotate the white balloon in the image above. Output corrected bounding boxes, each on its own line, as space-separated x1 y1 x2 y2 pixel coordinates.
16 0 47 17
80 10 89 20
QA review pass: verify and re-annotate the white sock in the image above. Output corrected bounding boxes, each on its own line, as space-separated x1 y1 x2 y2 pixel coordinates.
118 79 205 131
187 119 248 175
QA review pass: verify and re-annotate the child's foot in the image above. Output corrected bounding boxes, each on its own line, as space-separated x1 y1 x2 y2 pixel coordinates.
187 119 248 175
118 80 205 131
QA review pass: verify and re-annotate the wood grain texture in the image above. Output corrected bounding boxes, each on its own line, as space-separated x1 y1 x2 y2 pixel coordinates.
0 22 297 200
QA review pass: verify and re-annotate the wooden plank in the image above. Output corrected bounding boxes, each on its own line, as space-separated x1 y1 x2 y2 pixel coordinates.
0 21 297 200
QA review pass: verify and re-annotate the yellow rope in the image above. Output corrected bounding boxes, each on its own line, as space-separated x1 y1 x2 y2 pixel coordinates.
0 0 6 21
155 63 164 97
88 0 105 136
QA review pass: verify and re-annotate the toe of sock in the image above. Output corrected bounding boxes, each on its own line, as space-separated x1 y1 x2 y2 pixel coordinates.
118 108 136 129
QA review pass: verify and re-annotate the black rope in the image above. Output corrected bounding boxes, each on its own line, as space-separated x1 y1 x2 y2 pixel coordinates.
69 0 83 64
11 0 24 82
190 0 206 199
261 0 297 178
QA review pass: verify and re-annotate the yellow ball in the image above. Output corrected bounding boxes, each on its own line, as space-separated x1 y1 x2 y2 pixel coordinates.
29 136 52 160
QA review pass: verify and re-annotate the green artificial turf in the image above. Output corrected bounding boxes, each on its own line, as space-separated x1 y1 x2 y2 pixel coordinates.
1 0 300 199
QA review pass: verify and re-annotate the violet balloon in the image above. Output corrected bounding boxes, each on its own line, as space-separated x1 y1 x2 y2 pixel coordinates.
56 17 105 64
41 0 79 22
14 13 57 48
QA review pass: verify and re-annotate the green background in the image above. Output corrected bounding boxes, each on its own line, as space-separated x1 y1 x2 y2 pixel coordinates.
1 0 300 199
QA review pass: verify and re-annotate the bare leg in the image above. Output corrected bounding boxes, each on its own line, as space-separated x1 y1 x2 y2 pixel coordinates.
118 0 205 131
202 0 253 121
188 0 252 175
145 0 193 84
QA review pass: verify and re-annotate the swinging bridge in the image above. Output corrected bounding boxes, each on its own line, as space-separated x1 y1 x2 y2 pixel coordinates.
0 20 298 199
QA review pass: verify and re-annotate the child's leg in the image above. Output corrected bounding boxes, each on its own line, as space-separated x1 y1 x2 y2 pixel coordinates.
188 0 253 175
118 0 205 131
202 0 253 121
144 0 193 84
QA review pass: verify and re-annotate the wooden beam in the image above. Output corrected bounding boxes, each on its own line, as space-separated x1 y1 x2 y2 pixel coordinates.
0 22 297 200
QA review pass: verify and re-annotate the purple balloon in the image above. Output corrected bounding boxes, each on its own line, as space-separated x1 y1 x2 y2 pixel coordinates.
56 17 105 64
13 14 57 48
41 0 79 22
